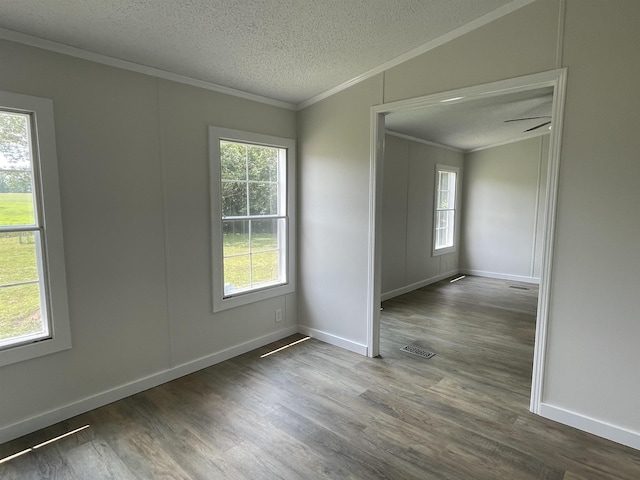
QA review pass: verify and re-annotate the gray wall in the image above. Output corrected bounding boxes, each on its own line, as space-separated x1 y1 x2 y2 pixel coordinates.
297 0 640 443
297 75 382 352
542 0 640 434
0 38 297 441
381 134 463 299
461 135 549 282
2 0 640 449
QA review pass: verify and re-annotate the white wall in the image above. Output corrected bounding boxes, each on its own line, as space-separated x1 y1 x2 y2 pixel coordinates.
0 38 297 442
540 0 640 439
380 134 409 295
461 135 549 283
296 75 382 354
381 134 463 299
298 0 560 353
298 0 640 448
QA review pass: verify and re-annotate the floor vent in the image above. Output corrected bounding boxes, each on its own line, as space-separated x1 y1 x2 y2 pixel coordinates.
508 285 529 291
400 345 436 359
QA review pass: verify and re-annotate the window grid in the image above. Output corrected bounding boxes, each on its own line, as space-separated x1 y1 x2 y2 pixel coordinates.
0 109 51 350
434 167 458 253
220 140 287 297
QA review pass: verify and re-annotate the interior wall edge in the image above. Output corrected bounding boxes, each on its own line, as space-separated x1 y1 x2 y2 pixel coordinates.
0 325 298 445
296 325 368 356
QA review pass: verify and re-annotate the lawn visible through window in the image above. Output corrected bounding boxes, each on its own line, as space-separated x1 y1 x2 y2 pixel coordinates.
220 140 287 296
0 110 48 347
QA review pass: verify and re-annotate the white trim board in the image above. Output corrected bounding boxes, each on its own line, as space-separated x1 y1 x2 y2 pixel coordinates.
382 272 460 302
460 270 540 285
540 403 640 451
0 27 296 111
297 325 368 356
0 326 297 444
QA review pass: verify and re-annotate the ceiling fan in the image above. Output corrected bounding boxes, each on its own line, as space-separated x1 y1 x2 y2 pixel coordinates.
504 115 552 132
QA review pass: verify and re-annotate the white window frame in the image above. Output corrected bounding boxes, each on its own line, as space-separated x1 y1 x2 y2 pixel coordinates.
432 164 459 257
0 91 71 367
209 127 296 312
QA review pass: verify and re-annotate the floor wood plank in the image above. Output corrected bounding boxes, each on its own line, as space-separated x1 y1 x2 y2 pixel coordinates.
2 275 639 478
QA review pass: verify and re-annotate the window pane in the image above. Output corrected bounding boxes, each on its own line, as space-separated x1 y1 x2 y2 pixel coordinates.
0 231 46 343
446 172 457 209
251 251 279 285
224 254 251 295
0 111 36 226
436 227 446 250
0 283 44 342
248 182 277 216
247 145 278 182
223 220 249 257
220 141 247 181
251 219 278 253
252 218 285 287
438 189 449 209
437 171 457 211
439 171 449 191
221 181 247 217
0 232 39 284
435 210 455 249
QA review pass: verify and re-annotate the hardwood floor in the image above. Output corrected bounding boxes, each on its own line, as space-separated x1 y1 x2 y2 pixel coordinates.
2 275 639 479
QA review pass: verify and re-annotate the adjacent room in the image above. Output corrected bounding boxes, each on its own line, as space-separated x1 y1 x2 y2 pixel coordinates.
377 85 551 438
379 85 553 362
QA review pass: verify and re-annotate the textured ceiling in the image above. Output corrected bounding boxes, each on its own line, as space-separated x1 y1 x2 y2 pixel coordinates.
0 0 516 105
386 88 554 151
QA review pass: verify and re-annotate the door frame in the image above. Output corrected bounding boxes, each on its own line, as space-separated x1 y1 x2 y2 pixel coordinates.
366 68 567 413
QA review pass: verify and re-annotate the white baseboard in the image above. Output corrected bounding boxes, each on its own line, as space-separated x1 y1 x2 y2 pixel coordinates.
539 403 640 451
297 325 368 356
461 269 540 284
381 270 459 301
0 326 297 444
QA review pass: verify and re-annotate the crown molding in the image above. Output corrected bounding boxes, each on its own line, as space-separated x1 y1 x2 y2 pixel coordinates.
0 27 297 111
0 0 538 112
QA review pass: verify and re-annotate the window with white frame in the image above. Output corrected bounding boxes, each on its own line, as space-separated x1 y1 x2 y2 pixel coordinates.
433 164 459 255
0 91 71 366
210 127 295 312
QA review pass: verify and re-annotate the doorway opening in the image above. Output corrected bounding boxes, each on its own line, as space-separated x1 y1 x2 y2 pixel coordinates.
366 69 567 413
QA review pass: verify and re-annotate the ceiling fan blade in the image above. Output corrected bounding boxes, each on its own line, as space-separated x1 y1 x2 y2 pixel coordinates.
524 121 552 132
504 115 552 123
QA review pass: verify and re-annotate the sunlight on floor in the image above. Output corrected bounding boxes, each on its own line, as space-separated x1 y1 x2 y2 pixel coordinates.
0 424 90 465
261 337 310 358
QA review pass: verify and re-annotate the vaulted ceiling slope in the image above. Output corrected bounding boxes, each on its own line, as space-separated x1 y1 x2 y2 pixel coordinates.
0 0 531 106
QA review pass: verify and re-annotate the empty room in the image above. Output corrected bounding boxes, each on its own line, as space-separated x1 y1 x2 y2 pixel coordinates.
1 0 639 478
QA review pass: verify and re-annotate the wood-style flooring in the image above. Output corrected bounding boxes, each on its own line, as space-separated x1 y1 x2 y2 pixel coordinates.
2 275 639 479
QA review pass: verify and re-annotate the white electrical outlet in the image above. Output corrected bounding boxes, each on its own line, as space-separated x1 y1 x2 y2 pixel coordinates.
275 308 282 323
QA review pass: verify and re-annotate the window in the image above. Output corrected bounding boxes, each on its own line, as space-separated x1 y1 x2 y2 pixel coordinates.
0 91 70 366
210 127 295 312
433 164 459 255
